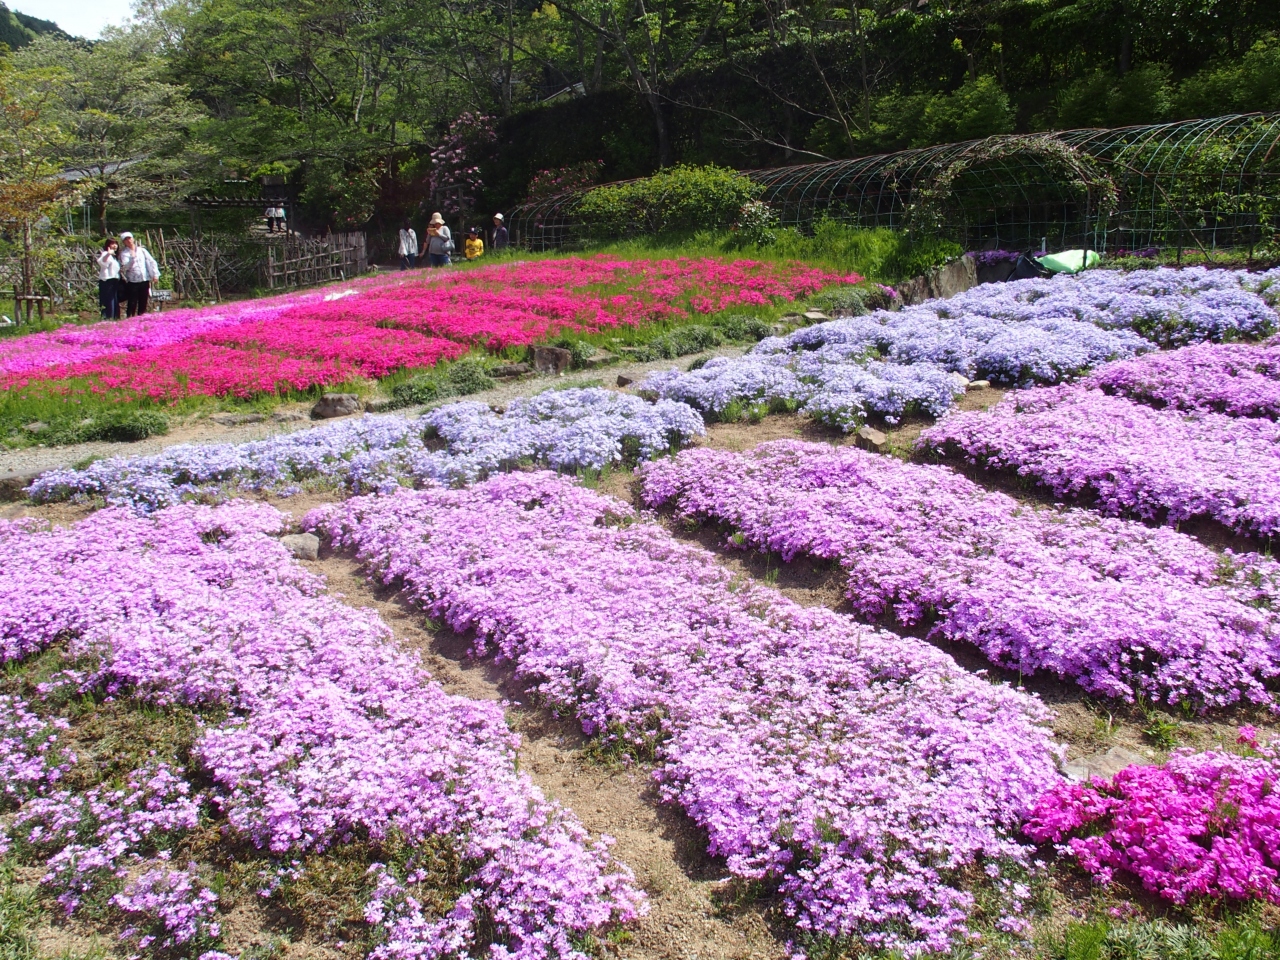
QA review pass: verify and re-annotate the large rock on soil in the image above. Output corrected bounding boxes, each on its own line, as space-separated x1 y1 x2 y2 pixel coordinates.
280 533 321 561
311 394 362 419
532 346 572 375
0 469 41 502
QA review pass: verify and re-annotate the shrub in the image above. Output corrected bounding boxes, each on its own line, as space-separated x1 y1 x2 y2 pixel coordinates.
711 314 773 341
576 164 762 238
390 357 495 408
48 410 170 445
628 325 723 362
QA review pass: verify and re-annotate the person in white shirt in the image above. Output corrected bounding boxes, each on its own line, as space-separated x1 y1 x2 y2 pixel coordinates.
118 232 161 317
398 220 419 270
96 237 121 319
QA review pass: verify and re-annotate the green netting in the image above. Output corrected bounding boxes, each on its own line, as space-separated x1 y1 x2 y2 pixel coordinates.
509 114 1280 254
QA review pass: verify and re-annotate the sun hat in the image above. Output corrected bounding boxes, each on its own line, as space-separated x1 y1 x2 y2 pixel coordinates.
429 212 445 225
493 212 504 221
119 231 134 240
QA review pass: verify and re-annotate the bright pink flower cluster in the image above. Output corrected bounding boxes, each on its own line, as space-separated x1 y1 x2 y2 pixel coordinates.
1 256 852 400
1024 746 1280 905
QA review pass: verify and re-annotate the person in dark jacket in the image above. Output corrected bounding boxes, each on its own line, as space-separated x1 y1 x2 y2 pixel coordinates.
491 213 509 251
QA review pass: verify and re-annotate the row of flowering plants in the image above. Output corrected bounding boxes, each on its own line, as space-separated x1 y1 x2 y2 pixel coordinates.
1086 339 1280 418
640 266 1280 430
305 473 1065 957
0 256 853 402
920 385 1280 538
639 440 1280 710
0 503 645 958
30 388 705 510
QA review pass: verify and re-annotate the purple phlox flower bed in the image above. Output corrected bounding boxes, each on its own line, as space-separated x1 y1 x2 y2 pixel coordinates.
640 441 1280 710
0 503 643 959
29 387 704 512
1087 340 1280 419
640 266 1280 431
306 473 1064 956
1024 737 1280 906
920 386 1280 538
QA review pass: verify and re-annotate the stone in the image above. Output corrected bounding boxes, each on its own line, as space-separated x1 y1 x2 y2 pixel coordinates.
280 532 320 561
779 312 804 322
968 379 991 390
802 310 831 322
23 421 48 434
0 469 41 502
949 372 970 390
363 398 396 413
1065 745 1152 783
582 350 618 369
311 393 362 419
896 275 930 306
271 411 307 423
855 425 888 452
928 255 979 300
492 362 532 378
209 413 266 427
531 346 572 375
616 375 634 387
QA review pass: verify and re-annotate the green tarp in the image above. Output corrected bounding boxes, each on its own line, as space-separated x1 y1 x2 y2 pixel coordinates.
1038 249 1102 274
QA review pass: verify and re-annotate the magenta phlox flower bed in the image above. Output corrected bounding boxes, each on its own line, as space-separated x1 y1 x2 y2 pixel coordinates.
0 503 642 959
1024 742 1280 905
640 441 1280 709
920 386 1280 537
1 256 851 399
1087 340 1280 418
307 474 1062 955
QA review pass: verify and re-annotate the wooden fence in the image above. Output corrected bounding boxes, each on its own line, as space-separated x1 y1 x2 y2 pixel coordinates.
2 230 369 314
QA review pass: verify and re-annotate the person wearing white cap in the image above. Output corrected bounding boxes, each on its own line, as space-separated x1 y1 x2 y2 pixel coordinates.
425 212 453 268
117 232 161 316
491 212 509 251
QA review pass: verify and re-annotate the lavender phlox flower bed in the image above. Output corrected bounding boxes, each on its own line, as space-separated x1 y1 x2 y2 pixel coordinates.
1024 734 1280 905
29 388 704 511
640 441 1280 709
0 503 643 958
920 386 1280 538
1087 340 1280 418
307 474 1063 956
0 695 73 811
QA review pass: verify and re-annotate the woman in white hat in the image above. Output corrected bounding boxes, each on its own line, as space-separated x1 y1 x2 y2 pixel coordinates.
117 232 161 317
492 212 509 251
424 212 453 268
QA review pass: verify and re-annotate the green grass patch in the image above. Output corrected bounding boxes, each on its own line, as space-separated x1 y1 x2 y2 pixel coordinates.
1053 913 1280 960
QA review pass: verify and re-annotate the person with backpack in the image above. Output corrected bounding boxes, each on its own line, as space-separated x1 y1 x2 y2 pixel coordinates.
425 212 453 267
398 219 419 270
118 232 160 317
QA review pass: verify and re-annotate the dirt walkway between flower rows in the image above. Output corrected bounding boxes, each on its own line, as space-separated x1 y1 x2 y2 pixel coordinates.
261 495 785 960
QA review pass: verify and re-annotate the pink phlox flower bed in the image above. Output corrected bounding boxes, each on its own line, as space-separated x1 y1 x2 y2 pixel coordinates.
1024 744 1280 906
0 256 853 397
0 503 643 959
306 473 1063 956
1087 340 1280 418
919 386 1280 537
639 441 1280 710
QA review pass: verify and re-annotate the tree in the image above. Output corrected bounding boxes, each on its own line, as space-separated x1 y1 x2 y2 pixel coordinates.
0 53 73 298
14 33 209 236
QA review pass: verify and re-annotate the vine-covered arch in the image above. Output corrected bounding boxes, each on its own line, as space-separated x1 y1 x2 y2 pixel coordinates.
508 114 1280 253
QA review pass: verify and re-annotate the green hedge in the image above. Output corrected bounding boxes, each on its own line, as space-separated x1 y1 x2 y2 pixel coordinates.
575 164 762 238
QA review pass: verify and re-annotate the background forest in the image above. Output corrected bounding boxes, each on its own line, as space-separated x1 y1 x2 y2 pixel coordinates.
3 0 1280 238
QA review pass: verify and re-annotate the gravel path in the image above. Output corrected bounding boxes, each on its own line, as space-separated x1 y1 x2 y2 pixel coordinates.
0 346 747 477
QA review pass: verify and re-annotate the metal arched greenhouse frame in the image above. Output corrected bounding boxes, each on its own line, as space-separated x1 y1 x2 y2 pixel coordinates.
510 114 1280 255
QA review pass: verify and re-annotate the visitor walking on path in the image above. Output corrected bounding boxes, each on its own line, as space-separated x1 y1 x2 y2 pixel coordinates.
464 226 484 261
425 212 453 267
96 238 121 319
491 212 508 251
118 232 161 317
398 220 419 270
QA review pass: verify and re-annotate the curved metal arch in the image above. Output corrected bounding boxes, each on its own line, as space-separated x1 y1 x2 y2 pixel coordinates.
508 114 1280 253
